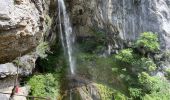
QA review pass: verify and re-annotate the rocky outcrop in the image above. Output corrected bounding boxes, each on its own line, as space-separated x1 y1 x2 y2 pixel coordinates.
68 0 170 50
0 0 52 63
0 54 36 78
0 0 56 95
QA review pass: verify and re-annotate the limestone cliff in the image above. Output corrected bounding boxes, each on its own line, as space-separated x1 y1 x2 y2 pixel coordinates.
68 0 170 50
0 0 51 63
0 1 56 98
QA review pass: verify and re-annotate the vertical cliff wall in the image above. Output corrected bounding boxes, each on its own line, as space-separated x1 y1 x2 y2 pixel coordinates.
68 0 170 49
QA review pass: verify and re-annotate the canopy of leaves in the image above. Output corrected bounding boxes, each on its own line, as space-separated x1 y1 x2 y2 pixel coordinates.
115 49 134 63
135 32 159 53
115 49 156 72
138 72 170 99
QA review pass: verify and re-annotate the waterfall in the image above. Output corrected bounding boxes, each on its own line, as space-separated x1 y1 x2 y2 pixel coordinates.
58 0 76 75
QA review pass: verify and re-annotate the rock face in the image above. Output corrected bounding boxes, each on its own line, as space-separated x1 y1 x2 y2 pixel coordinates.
68 0 170 50
0 0 51 63
0 54 36 78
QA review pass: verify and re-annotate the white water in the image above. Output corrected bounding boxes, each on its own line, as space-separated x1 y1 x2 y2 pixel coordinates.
58 0 76 75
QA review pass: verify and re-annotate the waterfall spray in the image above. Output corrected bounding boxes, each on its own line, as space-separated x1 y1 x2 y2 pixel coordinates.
58 0 76 75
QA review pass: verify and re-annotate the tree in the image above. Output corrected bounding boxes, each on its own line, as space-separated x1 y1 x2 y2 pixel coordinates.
135 32 159 54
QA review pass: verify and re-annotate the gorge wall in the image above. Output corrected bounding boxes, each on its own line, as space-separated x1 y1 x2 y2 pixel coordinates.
0 0 170 99
0 0 55 98
1 0 170 73
68 0 170 50
0 0 56 76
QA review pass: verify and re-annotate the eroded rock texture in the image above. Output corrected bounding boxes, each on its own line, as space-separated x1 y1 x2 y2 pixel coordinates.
0 0 51 63
68 0 170 50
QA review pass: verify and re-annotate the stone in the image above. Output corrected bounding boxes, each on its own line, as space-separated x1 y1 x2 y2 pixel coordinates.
68 0 170 50
0 0 52 63
15 0 24 5
0 54 37 78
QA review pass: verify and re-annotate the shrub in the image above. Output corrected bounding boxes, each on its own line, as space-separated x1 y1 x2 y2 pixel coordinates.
139 58 156 72
138 72 160 92
115 49 156 73
135 32 159 53
28 73 59 100
129 88 142 99
95 83 127 100
28 75 46 97
115 49 134 63
137 72 170 100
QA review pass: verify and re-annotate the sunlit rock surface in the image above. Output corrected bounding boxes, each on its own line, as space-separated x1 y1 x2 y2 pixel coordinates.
0 0 50 63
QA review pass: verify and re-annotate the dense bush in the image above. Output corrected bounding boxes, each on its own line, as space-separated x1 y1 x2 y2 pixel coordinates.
134 32 159 53
95 83 127 100
128 87 142 99
115 49 134 63
28 73 60 100
139 72 170 100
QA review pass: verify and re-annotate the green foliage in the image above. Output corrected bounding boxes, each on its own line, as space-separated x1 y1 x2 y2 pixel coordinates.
36 42 50 58
95 83 127 100
115 49 134 63
115 49 156 73
95 83 114 100
28 75 46 97
129 88 142 99
165 69 170 79
139 58 156 72
112 32 170 100
77 53 118 84
139 72 170 100
138 72 159 92
28 73 59 100
114 92 127 100
38 51 66 72
135 32 159 53
143 91 170 100
138 72 170 99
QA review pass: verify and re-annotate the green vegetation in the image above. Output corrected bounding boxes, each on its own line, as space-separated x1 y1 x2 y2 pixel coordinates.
26 31 170 100
36 42 50 58
165 68 170 79
139 72 170 100
27 43 66 100
113 32 170 100
134 32 159 53
95 83 127 100
77 53 117 84
28 73 60 100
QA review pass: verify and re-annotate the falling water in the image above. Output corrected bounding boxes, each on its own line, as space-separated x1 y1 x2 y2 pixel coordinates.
58 0 76 75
